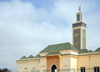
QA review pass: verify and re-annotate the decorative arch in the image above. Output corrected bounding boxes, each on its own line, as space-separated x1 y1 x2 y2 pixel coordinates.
46 55 60 70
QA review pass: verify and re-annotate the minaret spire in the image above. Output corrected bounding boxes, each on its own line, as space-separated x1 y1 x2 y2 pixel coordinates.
79 3 82 12
79 6 80 12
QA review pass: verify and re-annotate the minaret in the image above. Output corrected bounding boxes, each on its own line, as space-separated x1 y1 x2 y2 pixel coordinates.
72 6 86 50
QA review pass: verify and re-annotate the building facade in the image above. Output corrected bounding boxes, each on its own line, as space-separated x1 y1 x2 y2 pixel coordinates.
16 9 100 72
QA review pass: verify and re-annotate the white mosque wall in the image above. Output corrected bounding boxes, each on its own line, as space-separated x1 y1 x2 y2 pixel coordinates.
60 50 78 55
70 56 78 69
40 52 48 57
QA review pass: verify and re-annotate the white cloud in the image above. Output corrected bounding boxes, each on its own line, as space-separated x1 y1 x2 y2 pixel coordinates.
0 0 100 71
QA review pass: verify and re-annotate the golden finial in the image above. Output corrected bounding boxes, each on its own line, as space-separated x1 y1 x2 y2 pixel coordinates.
79 3 82 12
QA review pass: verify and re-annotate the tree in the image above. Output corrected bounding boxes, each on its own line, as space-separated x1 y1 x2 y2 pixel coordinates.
2 68 8 72
0 69 2 72
0 68 12 72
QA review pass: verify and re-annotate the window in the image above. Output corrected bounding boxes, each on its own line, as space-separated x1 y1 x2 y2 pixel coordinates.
20 67 22 69
80 67 85 72
32 67 35 70
94 67 99 72
77 14 80 21
24 67 28 70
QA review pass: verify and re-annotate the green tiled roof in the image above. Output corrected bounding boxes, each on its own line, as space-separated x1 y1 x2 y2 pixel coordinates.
46 52 61 56
35 54 40 58
40 42 79 53
94 47 100 52
20 56 27 59
16 58 40 62
28 55 34 58
78 49 92 54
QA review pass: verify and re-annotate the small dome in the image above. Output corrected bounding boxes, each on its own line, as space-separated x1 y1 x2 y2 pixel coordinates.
28 55 34 58
35 54 40 58
20 56 27 59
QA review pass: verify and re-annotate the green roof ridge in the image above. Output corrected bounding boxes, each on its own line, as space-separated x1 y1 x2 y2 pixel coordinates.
35 54 40 58
94 47 100 52
28 55 34 58
78 49 93 54
46 52 61 56
40 42 79 53
20 56 27 59
68 42 79 51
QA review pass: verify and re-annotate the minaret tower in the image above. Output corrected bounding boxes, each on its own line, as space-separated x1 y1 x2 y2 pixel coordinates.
72 6 86 50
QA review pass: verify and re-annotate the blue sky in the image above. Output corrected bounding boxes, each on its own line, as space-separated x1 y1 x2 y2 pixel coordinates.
0 0 100 71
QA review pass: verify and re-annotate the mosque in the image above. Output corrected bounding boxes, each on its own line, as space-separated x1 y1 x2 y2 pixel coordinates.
16 8 100 72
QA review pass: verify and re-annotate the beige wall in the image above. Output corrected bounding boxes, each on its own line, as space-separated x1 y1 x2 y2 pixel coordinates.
40 57 47 70
17 60 40 71
70 56 77 69
77 55 89 68
78 52 100 69
60 55 78 72
90 55 100 67
60 55 70 69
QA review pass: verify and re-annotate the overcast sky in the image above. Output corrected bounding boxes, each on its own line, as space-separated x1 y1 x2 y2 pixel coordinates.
0 0 100 71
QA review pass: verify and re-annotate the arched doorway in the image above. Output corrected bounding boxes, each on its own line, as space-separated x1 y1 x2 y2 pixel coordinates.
51 65 57 72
